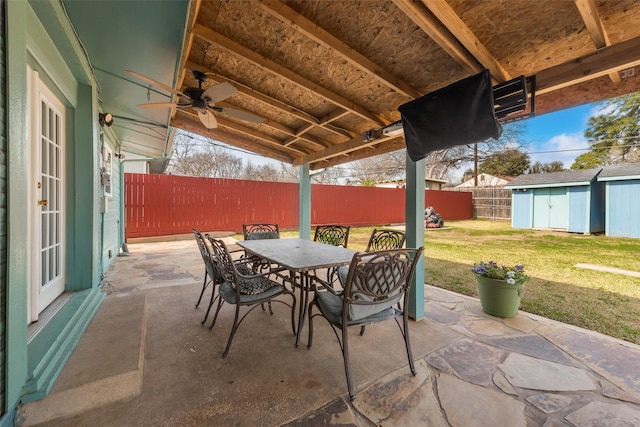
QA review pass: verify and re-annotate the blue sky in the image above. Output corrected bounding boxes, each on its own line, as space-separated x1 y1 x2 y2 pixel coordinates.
520 103 596 168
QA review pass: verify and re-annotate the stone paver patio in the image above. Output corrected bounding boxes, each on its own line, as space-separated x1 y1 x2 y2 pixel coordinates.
20 239 640 426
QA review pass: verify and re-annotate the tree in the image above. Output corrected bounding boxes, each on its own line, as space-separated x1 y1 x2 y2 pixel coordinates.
571 92 640 169
168 132 244 178
527 161 565 174
342 122 529 185
479 148 530 177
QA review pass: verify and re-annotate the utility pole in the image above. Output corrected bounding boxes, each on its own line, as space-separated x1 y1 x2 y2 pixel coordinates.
474 143 478 186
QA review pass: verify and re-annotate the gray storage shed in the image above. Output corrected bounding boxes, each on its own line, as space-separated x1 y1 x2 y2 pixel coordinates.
597 163 640 238
505 169 605 234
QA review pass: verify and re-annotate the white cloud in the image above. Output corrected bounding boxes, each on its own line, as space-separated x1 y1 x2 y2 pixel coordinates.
530 133 590 168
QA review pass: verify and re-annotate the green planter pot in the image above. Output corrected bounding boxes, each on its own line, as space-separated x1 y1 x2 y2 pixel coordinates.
475 275 525 318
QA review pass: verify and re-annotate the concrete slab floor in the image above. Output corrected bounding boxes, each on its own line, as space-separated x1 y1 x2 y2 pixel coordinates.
18 239 640 426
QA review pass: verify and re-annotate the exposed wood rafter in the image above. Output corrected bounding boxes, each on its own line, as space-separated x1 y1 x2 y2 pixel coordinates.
259 0 422 99
574 0 621 84
192 24 387 127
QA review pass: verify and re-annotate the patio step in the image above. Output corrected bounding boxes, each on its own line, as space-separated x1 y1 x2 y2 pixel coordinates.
22 288 105 403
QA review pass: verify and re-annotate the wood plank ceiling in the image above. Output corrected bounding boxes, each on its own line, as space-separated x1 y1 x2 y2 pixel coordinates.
148 0 640 170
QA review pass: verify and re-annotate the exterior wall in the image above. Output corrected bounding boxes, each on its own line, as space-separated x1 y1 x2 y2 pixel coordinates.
568 187 588 233
511 190 532 229
605 180 640 238
100 131 121 272
0 0 7 418
511 184 603 234
3 1 107 421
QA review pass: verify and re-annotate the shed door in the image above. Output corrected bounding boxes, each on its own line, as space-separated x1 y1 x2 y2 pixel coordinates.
533 188 568 230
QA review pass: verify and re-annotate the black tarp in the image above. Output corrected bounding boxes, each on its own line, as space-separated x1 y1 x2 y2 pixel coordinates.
399 70 502 162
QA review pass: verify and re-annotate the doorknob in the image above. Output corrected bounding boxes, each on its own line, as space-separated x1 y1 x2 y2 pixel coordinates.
38 200 48 206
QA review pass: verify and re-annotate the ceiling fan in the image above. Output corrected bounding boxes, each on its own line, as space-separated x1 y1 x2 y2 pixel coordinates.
125 69 264 129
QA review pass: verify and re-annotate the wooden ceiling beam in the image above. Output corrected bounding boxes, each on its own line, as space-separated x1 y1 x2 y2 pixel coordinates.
213 100 329 149
187 61 349 142
259 0 422 100
420 0 511 83
536 35 640 94
297 35 640 169
574 0 620 84
171 116 296 163
193 24 386 126
293 133 401 166
392 0 483 75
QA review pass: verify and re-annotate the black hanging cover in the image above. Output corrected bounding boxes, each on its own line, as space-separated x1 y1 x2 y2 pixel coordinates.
399 70 502 162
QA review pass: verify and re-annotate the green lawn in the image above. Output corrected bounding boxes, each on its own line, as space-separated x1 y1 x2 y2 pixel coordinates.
281 221 640 344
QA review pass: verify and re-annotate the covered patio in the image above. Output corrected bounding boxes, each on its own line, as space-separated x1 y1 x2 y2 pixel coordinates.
20 237 640 426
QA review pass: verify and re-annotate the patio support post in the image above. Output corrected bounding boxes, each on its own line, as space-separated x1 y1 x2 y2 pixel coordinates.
405 155 425 320
299 163 311 239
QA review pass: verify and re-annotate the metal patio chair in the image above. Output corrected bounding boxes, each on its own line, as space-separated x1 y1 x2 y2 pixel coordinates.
313 224 351 286
337 228 406 286
313 224 351 248
243 223 280 240
192 229 224 325
242 223 281 273
192 229 251 325
206 235 296 358
307 247 424 401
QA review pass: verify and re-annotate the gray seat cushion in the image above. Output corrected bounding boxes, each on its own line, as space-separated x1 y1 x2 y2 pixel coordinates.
219 281 284 304
316 291 400 324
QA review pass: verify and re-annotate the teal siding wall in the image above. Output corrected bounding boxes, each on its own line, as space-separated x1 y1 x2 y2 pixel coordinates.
0 0 7 417
511 190 532 229
2 0 107 416
101 132 121 272
606 180 640 238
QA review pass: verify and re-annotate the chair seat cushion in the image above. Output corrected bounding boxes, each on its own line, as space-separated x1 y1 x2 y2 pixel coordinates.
317 291 401 324
219 281 284 304
246 231 279 240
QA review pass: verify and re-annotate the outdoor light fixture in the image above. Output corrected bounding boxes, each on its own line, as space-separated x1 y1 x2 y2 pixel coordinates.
99 112 114 127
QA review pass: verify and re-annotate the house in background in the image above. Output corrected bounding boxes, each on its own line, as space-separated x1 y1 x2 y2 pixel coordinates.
505 169 605 234
375 177 448 189
597 163 640 238
456 173 511 188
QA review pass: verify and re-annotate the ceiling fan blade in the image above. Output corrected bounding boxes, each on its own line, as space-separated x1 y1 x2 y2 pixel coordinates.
201 82 237 103
198 110 218 129
137 102 178 109
125 70 185 96
215 106 265 124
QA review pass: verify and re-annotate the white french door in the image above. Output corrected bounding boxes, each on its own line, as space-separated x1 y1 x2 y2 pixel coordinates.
28 68 66 322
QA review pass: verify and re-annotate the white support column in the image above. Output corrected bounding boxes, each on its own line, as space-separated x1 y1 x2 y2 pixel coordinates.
405 155 425 320
299 164 311 239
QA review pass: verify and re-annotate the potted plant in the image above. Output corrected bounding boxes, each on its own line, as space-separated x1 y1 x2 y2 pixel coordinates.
471 261 529 318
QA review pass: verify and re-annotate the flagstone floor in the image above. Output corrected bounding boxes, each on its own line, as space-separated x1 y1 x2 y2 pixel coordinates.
19 238 640 426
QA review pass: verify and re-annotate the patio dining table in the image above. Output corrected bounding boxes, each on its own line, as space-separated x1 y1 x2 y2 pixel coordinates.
237 238 356 347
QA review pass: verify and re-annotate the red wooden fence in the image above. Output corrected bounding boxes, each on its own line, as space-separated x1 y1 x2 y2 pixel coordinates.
125 173 472 238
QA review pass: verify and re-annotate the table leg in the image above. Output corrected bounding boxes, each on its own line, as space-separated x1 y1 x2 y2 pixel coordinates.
295 271 311 348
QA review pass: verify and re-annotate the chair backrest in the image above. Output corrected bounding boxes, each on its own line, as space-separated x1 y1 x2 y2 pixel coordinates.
313 225 350 248
192 229 221 283
342 247 424 321
365 229 406 252
243 223 280 240
205 234 237 284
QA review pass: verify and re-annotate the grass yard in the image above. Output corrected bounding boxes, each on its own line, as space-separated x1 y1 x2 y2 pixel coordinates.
282 221 640 344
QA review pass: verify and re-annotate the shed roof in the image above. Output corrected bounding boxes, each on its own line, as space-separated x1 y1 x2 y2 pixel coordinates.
505 168 602 189
597 163 640 181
